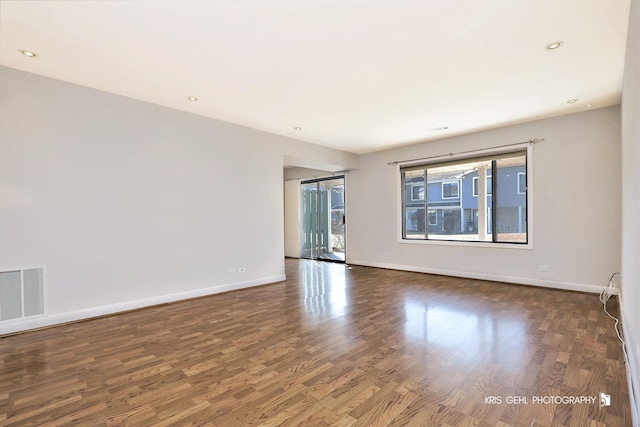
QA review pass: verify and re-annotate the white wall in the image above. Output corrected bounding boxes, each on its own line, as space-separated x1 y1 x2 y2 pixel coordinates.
283 180 300 258
621 0 640 421
347 106 621 293
0 66 357 334
283 167 336 181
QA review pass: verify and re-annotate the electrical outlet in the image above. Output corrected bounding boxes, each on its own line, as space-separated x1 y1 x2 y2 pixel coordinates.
227 268 236 274
239 267 246 273
384 252 392 258
538 265 550 272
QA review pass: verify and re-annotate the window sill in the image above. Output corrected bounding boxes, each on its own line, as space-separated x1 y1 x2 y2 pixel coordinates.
398 238 533 250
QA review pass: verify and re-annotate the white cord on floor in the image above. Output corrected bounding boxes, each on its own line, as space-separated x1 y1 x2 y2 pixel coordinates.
600 272 624 344
601 272 639 426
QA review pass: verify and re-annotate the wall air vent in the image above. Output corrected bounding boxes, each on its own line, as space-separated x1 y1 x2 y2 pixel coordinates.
0 267 47 323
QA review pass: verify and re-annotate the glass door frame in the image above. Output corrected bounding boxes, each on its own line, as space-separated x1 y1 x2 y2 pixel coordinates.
300 175 346 263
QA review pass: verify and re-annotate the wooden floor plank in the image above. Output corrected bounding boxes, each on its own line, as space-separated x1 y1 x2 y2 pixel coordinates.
0 259 632 425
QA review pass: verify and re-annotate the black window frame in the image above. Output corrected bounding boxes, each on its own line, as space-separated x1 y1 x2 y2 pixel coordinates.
400 150 528 244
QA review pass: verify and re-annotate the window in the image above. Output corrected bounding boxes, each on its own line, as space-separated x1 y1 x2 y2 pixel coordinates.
401 150 527 244
472 176 492 196
442 181 459 199
518 172 526 194
428 210 437 226
411 184 424 200
405 208 424 233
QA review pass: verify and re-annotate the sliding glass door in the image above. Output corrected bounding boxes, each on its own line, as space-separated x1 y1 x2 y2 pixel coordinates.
301 177 345 262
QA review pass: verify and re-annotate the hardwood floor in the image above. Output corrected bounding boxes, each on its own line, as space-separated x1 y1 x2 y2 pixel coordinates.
0 259 631 426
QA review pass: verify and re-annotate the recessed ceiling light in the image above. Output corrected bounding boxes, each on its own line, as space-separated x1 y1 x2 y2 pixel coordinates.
293 127 302 131
567 99 579 104
586 104 592 109
187 96 198 101
19 49 37 57
545 41 564 50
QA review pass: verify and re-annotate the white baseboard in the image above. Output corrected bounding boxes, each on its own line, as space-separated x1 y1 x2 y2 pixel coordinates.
346 259 611 294
618 295 640 427
0 274 286 336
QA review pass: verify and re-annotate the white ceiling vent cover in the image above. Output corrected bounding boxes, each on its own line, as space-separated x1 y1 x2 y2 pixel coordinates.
0 267 47 323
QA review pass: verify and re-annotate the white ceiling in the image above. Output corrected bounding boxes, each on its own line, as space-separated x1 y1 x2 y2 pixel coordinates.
0 0 630 154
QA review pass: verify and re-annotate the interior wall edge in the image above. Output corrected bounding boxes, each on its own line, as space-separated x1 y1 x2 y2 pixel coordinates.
0 274 286 336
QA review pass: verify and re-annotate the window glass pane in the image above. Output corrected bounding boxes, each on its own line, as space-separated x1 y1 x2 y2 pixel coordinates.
427 160 491 242
495 154 527 243
427 161 487 241
403 170 425 239
400 151 526 244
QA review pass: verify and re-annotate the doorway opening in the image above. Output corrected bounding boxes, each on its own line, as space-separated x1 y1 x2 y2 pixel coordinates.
300 176 345 263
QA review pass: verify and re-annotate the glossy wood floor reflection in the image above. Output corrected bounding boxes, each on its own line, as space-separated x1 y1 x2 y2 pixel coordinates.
0 260 631 426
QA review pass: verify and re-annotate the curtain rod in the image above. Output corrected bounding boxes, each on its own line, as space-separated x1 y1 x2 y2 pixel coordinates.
387 138 544 165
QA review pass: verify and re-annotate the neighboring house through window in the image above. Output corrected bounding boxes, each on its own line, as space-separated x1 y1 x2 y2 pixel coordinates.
401 150 528 244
